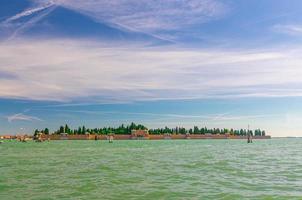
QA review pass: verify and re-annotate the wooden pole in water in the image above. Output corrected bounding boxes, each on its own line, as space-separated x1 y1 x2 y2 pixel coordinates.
247 124 252 143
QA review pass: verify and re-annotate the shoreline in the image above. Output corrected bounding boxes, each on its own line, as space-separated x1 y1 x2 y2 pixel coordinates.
40 134 271 140
1 134 271 141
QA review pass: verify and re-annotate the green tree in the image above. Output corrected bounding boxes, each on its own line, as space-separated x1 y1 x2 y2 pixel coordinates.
34 129 39 136
59 126 64 133
64 124 70 134
78 127 82 135
261 130 266 136
44 128 49 135
240 129 244 136
82 126 86 134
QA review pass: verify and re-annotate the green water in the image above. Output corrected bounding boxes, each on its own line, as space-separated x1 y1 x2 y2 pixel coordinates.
1 139 302 200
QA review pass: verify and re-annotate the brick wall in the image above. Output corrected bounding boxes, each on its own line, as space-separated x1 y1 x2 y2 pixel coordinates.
40 134 271 140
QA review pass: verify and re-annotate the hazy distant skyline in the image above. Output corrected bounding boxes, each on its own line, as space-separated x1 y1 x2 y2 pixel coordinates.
1 0 302 136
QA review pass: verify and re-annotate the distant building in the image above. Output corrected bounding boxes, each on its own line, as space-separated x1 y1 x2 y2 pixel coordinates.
0 135 10 139
34 132 43 140
131 129 149 139
60 133 68 140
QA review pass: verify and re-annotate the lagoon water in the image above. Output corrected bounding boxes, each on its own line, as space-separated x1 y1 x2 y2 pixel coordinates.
1 139 302 200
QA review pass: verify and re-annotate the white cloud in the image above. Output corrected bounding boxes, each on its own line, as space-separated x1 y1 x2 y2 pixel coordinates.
7 113 43 122
1 39 302 102
273 24 302 36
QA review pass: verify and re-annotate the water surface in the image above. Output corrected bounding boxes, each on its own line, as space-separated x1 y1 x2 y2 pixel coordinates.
1 139 302 199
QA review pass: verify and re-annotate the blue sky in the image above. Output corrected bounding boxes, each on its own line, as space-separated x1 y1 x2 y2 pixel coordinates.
1 0 302 136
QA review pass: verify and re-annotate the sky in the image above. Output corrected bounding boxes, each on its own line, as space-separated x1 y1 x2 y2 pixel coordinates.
1 0 302 136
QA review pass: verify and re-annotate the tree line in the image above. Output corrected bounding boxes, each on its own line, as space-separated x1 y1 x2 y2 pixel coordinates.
34 123 266 136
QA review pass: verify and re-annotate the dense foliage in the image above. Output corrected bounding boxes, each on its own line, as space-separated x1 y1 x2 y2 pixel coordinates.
34 123 266 136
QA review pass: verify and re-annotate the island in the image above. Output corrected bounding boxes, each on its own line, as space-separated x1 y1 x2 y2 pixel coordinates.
12 123 271 141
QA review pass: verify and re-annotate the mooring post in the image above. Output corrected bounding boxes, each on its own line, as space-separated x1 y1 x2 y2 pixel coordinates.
247 124 252 143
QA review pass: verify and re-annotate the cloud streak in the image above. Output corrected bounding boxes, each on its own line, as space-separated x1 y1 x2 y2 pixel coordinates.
273 24 302 36
8 6 57 40
4 1 55 23
7 113 43 123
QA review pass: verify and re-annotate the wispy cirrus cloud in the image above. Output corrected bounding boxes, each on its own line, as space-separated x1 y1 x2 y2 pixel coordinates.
0 1 57 40
63 0 226 31
32 107 279 122
45 0 227 30
2 0 227 41
7 113 43 123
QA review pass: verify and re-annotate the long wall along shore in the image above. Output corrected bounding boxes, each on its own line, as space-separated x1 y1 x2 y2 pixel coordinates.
25 123 270 141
